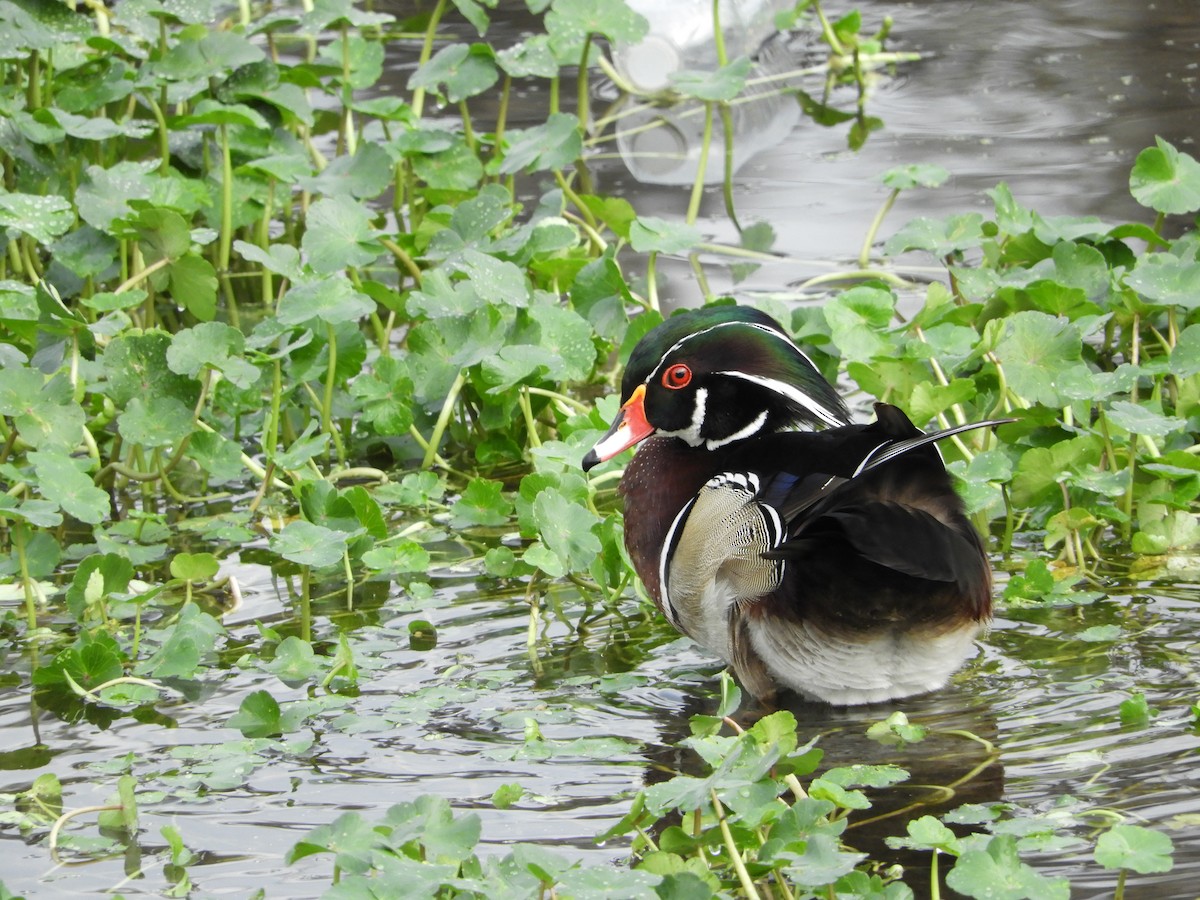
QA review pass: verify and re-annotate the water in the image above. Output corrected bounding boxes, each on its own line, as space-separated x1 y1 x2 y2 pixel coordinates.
5 0 1200 896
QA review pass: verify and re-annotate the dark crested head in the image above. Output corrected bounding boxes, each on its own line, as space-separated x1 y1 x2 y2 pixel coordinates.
583 305 850 469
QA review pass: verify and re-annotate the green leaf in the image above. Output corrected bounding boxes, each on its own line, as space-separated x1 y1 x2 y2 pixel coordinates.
408 42 498 102
117 396 195 448
29 451 108 524
350 356 414 436
103 331 198 406
0 192 74 244
670 58 751 102
532 488 601 574
497 113 582 174
1094 824 1174 874
886 815 962 855
451 478 513 528
993 312 1083 407
1124 254 1200 308
824 286 896 362
167 322 260 388
141 603 224 679
170 552 220 582
881 164 950 191
302 196 383 274
270 521 348 568
277 276 375 326
491 782 524 810
545 0 648 56
227 689 283 738
496 34 559 78
628 216 701 254
946 834 1069 900
361 540 431 575
261 636 321 686
1118 692 1155 726
1129 137 1200 215
168 254 218 322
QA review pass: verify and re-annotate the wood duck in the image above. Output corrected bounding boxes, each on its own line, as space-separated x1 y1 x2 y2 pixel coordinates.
581 305 1007 706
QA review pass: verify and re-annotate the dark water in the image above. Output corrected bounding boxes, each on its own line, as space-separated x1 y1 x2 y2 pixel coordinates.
4 1 1200 897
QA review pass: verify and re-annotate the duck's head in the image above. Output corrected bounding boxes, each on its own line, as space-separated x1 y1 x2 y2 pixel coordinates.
582 306 850 470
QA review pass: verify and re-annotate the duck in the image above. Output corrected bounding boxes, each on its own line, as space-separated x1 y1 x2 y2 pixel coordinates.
581 304 1008 706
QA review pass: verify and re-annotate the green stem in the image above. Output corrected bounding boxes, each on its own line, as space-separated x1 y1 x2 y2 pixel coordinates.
323 322 341 462
219 123 233 276
411 0 447 119
146 95 171 176
718 102 740 231
860 188 900 268
422 370 467 469
710 789 761 900
299 566 312 642
519 388 542 449
343 550 354 611
685 102 715 225
13 522 37 636
577 35 592 128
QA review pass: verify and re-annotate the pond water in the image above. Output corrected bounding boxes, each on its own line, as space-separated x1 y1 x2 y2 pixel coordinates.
4 0 1200 897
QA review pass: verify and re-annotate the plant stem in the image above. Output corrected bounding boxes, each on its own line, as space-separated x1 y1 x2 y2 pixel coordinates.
710 789 761 900
411 0 447 119
300 566 312 642
422 371 466 469
323 322 341 462
13 522 37 635
686 102 715 225
860 188 900 268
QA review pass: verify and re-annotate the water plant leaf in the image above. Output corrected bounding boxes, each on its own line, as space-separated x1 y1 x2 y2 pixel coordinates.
451 478 514 528
118 396 195 448
670 57 751 102
1118 692 1156 726
1129 137 1200 215
1124 253 1200 308
993 311 1083 407
270 521 348 568
296 142 393 199
169 552 219 582
886 815 962 854
28 451 108 524
103 331 198 406
496 113 582 174
824 286 896 362
277 276 375 326
532 487 600 573
261 636 321 686
408 42 498 102
946 834 1069 900
141 603 224 679
496 34 558 78
628 216 700 254
301 196 383 274
884 213 985 256
544 0 648 56
227 689 283 738
167 322 260 388
0 193 74 244
1094 824 1174 874
881 164 950 191
411 137 485 190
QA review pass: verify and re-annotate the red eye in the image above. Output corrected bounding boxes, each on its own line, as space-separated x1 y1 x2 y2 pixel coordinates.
662 364 691 389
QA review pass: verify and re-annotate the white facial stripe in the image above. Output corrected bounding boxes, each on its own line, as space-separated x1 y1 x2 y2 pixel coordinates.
705 408 768 450
718 370 845 427
659 386 707 447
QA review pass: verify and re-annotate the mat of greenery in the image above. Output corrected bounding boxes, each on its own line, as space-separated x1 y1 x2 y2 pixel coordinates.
0 0 1195 896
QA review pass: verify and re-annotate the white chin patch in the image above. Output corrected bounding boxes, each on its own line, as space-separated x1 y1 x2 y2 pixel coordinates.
659 387 708 447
